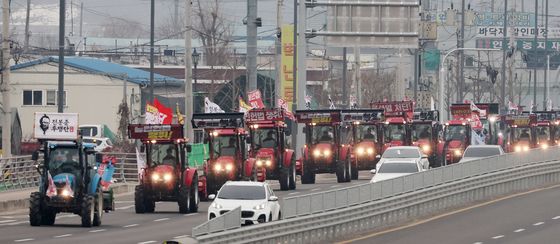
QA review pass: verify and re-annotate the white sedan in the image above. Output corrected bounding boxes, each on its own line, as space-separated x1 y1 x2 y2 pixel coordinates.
458 145 505 163
376 146 429 171
208 181 281 225
370 160 424 183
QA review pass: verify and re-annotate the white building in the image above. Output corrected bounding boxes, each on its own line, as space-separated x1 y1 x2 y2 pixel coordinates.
9 56 182 140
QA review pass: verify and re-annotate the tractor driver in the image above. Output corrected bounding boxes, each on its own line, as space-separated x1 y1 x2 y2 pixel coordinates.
519 129 531 141
220 137 237 156
363 127 377 141
319 128 333 142
261 130 277 148
162 147 177 165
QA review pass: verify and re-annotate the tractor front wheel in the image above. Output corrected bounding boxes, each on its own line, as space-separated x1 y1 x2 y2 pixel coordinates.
178 186 191 214
288 159 296 190
29 192 43 226
81 195 95 227
93 186 103 226
279 167 289 191
41 208 56 226
301 161 316 184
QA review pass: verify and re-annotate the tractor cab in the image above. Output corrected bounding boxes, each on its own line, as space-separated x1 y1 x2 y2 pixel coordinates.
128 124 198 214
341 109 384 177
411 110 441 167
521 111 556 149
439 120 471 165
246 109 296 190
30 113 114 227
503 114 537 153
371 101 414 151
296 110 353 184
191 113 254 196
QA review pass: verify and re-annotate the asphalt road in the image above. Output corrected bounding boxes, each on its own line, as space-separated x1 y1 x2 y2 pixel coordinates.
343 185 560 244
0 171 373 244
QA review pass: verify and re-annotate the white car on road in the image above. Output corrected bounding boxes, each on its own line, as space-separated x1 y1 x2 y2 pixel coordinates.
370 160 424 183
458 145 505 163
208 181 281 225
376 146 429 171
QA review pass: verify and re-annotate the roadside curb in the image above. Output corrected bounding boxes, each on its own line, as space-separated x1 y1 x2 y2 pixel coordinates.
0 183 136 214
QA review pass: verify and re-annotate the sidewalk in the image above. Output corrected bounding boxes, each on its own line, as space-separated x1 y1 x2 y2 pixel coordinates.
0 183 136 214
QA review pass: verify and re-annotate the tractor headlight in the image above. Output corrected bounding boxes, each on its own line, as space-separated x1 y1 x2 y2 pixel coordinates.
265 160 272 167
541 143 549 149
163 173 173 182
313 149 321 157
514 145 522 152
225 163 234 172
323 149 331 157
151 173 161 181
523 145 530 152
253 203 266 210
61 189 73 197
422 145 431 153
453 149 462 157
256 160 264 167
366 147 374 155
356 147 365 155
214 164 223 172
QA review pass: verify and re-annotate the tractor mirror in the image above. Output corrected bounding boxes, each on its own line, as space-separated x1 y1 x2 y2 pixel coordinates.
186 144 192 153
269 196 279 202
95 153 103 163
375 155 381 159
208 194 216 200
370 169 377 174
31 151 39 161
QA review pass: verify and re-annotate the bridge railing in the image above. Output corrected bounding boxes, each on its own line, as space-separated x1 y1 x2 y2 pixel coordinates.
192 206 241 237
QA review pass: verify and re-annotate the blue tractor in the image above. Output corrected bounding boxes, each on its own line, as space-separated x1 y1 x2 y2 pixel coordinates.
29 140 115 227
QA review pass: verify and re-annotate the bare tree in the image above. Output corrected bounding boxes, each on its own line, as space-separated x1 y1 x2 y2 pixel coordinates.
98 19 145 38
194 0 232 66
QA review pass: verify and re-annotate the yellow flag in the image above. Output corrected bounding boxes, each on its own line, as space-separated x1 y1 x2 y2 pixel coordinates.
239 97 252 113
176 103 185 125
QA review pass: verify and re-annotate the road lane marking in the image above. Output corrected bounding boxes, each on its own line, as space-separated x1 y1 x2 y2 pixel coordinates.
336 184 560 244
0 221 28 226
115 201 134 203
472 242 483 244
89 229 106 233
14 239 34 242
116 205 135 210
288 192 298 195
154 218 169 222
492 235 504 239
514 229 525 233
552 216 560 220
54 234 72 238
123 224 139 228
174 235 190 239
330 185 339 188
0 219 16 223
138 241 156 244
533 222 544 226
183 213 198 217
311 188 321 191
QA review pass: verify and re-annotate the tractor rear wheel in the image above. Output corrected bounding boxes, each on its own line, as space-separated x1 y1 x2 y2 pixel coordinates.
134 185 147 214
178 186 191 214
189 176 199 213
29 192 42 226
279 167 289 191
93 186 103 226
288 159 296 190
350 157 358 180
336 161 346 183
81 195 94 227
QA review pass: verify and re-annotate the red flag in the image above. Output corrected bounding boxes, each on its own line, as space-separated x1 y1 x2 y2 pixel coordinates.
248 90 265 109
154 98 173 124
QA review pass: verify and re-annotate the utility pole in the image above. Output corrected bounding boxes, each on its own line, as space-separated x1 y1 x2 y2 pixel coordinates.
533 0 538 111
355 46 361 106
458 0 465 102
184 0 193 139
24 0 30 53
79 2 83 37
275 0 283 107
342 47 347 106
295 0 307 155
174 0 179 30
70 0 74 36
58 0 66 113
413 48 419 102
2 0 11 156
500 0 507 107
149 0 155 103
543 0 548 110
247 0 258 92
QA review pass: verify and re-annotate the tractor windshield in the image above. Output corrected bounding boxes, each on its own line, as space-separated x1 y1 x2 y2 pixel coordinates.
384 124 406 143
251 128 277 149
212 135 237 157
444 125 467 141
412 124 432 142
48 147 81 176
512 127 532 143
151 144 178 166
356 124 378 143
311 125 334 144
536 126 550 143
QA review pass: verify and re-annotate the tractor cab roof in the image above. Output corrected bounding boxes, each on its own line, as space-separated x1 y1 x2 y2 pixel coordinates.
210 128 247 136
246 109 287 128
295 109 342 125
340 109 384 125
47 141 96 150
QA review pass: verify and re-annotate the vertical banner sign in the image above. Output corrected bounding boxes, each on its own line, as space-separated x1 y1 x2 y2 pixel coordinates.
247 89 265 109
281 25 295 109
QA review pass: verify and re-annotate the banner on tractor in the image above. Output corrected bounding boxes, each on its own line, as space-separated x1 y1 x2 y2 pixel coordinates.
277 98 296 120
204 97 225 113
246 109 284 123
247 90 265 109
295 110 341 124
191 113 245 129
33 112 79 140
370 101 413 117
341 109 384 123
128 124 184 140
503 114 537 126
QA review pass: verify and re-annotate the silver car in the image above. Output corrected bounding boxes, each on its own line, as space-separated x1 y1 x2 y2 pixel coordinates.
459 145 505 163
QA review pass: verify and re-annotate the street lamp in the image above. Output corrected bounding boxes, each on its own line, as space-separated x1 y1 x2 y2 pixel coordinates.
439 48 501 123
192 48 200 84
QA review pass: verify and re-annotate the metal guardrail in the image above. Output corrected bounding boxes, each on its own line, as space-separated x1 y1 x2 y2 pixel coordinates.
191 147 560 243
0 153 139 192
192 206 241 237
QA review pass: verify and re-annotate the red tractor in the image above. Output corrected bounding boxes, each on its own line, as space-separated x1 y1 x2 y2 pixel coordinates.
296 110 353 183
128 124 199 214
371 101 414 152
522 111 556 149
437 105 476 166
246 109 296 190
411 110 441 167
341 109 384 179
452 103 501 145
191 113 255 199
502 114 537 153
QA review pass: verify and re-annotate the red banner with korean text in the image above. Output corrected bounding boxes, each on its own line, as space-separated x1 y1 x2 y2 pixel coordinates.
370 101 414 118
248 89 265 109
